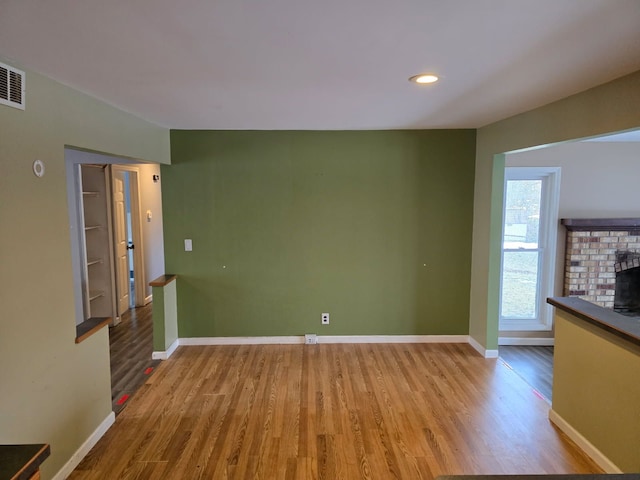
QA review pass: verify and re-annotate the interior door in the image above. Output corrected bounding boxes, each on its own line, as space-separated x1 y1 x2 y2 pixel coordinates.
111 167 130 316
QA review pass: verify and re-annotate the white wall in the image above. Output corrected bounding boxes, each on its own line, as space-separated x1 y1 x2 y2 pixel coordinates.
508 141 640 218
137 163 165 300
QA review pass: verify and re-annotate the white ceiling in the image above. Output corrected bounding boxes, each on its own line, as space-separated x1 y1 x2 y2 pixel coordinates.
585 130 640 142
1 0 639 130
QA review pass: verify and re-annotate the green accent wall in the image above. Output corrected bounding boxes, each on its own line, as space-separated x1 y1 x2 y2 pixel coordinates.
165 130 476 338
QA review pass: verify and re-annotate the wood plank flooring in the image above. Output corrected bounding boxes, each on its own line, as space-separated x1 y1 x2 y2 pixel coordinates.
109 303 160 414
71 343 600 479
499 346 554 402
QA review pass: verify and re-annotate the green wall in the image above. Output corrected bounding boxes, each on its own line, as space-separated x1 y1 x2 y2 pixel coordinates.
165 130 476 338
0 59 169 479
470 70 640 351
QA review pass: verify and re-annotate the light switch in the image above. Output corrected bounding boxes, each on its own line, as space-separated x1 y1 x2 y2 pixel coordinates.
146 210 152 222
184 239 193 251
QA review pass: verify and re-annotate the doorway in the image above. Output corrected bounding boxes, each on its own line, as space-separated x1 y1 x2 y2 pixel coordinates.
67 151 149 326
66 147 164 413
111 165 146 319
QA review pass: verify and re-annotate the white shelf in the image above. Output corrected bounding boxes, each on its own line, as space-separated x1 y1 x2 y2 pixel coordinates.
88 290 105 302
80 164 115 322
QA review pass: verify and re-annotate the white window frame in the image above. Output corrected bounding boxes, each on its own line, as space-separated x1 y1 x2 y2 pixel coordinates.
499 167 561 331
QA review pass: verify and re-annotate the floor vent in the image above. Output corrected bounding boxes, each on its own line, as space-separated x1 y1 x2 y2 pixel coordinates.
0 61 25 110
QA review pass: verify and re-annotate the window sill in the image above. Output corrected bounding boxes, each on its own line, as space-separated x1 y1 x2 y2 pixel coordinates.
75 317 111 344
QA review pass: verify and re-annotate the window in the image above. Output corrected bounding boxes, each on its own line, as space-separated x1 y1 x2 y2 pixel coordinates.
500 167 560 331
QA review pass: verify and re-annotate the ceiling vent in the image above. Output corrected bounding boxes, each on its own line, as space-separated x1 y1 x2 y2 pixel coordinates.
0 61 25 110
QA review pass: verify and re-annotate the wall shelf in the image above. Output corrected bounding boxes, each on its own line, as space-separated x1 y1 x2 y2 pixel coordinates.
88 290 105 302
79 164 117 326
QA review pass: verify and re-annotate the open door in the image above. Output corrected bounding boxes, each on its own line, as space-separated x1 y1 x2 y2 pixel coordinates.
111 167 130 315
111 165 146 318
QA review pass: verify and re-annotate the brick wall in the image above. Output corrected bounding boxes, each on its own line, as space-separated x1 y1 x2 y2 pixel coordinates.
564 230 640 308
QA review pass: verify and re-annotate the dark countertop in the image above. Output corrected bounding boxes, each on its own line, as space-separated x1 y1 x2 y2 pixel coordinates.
547 296 640 347
0 444 50 480
437 476 640 480
75 316 111 344
149 274 176 287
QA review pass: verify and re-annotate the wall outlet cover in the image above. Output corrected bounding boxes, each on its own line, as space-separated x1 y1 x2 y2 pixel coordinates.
304 333 318 345
321 313 329 324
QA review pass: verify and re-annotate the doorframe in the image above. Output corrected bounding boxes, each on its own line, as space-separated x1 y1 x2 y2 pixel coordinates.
111 165 147 310
65 147 150 327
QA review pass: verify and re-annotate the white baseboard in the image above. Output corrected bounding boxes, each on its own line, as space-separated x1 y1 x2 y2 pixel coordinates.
152 338 180 360
499 337 554 346
171 335 500 359
319 335 469 344
52 411 115 480
548 409 622 473
144 294 153 305
468 336 499 358
180 336 304 345
178 335 470 346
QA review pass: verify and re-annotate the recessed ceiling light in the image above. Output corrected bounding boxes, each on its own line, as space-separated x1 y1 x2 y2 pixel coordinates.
409 74 439 84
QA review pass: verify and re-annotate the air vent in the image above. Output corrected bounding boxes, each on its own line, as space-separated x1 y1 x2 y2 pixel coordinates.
0 62 25 110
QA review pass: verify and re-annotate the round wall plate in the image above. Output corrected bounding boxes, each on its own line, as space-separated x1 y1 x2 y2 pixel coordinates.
33 159 45 177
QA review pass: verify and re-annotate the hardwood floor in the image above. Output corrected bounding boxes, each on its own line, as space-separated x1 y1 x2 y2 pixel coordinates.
109 303 161 414
71 343 599 479
499 346 554 401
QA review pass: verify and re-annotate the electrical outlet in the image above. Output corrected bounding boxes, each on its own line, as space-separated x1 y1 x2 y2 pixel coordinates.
321 313 330 325
304 333 317 345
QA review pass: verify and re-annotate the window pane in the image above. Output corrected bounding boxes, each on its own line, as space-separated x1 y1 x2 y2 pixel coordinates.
501 251 539 319
503 180 541 249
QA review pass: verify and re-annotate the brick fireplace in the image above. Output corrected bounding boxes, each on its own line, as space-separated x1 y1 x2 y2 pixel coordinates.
562 218 640 314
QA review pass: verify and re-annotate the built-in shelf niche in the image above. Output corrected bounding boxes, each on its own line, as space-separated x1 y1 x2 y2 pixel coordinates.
79 164 117 323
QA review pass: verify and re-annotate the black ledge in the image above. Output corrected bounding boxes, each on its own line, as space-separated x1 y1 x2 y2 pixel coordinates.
0 444 50 480
561 217 640 231
75 317 111 344
547 296 640 347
